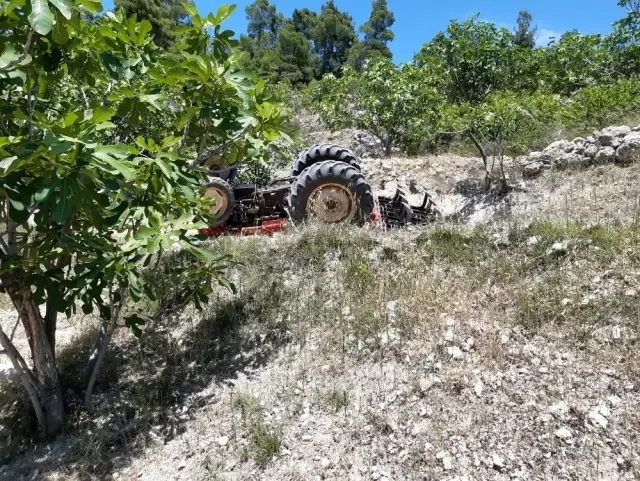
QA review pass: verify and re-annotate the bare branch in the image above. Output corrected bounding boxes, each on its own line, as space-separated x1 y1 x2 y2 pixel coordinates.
0 30 35 72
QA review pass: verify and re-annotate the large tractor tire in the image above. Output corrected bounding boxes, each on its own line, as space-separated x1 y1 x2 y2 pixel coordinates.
202 178 235 227
288 161 374 225
291 143 361 177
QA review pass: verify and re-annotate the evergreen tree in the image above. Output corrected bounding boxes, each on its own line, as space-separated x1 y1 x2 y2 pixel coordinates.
114 0 194 48
276 22 316 84
314 0 357 77
348 0 395 70
513 9 537 48
291 8 318 41
245 0 284 47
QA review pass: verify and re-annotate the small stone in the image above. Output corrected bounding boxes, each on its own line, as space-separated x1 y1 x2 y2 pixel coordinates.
178 460 186 470
443 456 454 470
607 395 622 406
217 435 229 446
595 146 616 164
598 404 611 417
625 288 637 297
446 346 464 360
302 434 313 442
526 236 540 246
444 329 455 343
588 410 608 429
523 162 543 178
548 242 568 256
320 458 331 468
555 427 573 440
492 454 505 470
474 381 484 397
584 144 599 158
612 326 622 340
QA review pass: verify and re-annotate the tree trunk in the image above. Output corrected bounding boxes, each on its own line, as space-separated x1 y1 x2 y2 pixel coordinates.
7 285 64 438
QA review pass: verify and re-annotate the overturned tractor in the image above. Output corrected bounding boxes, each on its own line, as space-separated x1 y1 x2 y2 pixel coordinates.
198 144 440 236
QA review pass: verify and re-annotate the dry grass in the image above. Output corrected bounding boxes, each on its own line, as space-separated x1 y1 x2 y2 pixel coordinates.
2 218 640 478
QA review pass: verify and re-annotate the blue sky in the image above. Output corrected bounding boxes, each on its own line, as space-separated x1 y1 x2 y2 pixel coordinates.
102 0 625 63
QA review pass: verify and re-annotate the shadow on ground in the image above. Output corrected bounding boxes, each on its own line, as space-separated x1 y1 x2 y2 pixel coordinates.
1 280 290 480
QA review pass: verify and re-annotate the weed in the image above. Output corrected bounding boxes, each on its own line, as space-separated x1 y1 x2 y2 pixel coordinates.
324 389 349 412
249 422 282 464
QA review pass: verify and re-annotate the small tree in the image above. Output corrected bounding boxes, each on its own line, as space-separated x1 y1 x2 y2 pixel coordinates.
313 59 443 156
0 0 289 437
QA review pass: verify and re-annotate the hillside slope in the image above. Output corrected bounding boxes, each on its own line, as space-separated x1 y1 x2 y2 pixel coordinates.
3 139 640 481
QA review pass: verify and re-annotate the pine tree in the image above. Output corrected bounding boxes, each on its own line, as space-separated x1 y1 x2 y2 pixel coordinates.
348 0 395 70
245 0 284 47
314 0 357 77
276 22 316 84
513 9 537 48
114 0 194 48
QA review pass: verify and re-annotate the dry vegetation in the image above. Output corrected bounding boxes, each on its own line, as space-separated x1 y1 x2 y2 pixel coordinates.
3 163 640 479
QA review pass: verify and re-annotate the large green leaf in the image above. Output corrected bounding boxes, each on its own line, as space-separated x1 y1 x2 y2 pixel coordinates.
51 13 69 45
28 0 55 35
49 0 71 19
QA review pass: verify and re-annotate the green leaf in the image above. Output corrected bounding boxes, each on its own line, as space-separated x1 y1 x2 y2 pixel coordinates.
51 15 69 44
94 151 136 181
34 185 53 202
139 94 164 110
215 4 236 24
63 111 79 126
96 121 116 130
28 0 55 35
53 179 70 223
218 277 236 294
49 0 71 19
181 1 197 16
9 198 25 211
92 106 114 123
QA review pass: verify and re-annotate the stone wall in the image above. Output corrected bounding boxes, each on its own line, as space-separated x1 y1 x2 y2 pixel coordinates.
519 125 640 178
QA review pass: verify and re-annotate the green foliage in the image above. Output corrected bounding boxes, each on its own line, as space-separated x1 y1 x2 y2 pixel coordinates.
114 0 195 48
542 31 610 95
607 0 640 77
0 0 289 433
312 59 443 156
415 15 522 104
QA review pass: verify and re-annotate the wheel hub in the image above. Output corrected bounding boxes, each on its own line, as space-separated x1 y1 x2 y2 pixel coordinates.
204 187 228 216
307 184 355 223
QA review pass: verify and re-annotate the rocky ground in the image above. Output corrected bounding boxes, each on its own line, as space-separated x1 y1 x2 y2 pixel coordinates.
2 123 640 481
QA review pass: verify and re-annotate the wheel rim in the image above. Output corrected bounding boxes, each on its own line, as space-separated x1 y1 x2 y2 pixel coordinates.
307 183 355 223
204 187 228 216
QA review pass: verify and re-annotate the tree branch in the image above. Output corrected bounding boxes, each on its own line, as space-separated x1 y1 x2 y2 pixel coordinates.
0 320 47 433
85 286 126 412
0 30 35 72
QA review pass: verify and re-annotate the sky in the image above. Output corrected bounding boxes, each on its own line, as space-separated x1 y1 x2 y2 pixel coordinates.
102 0 626 63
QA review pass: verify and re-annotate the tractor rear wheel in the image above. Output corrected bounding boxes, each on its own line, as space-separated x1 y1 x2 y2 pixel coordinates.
202 178 235 227
289 161 374 225
291 143 361 177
